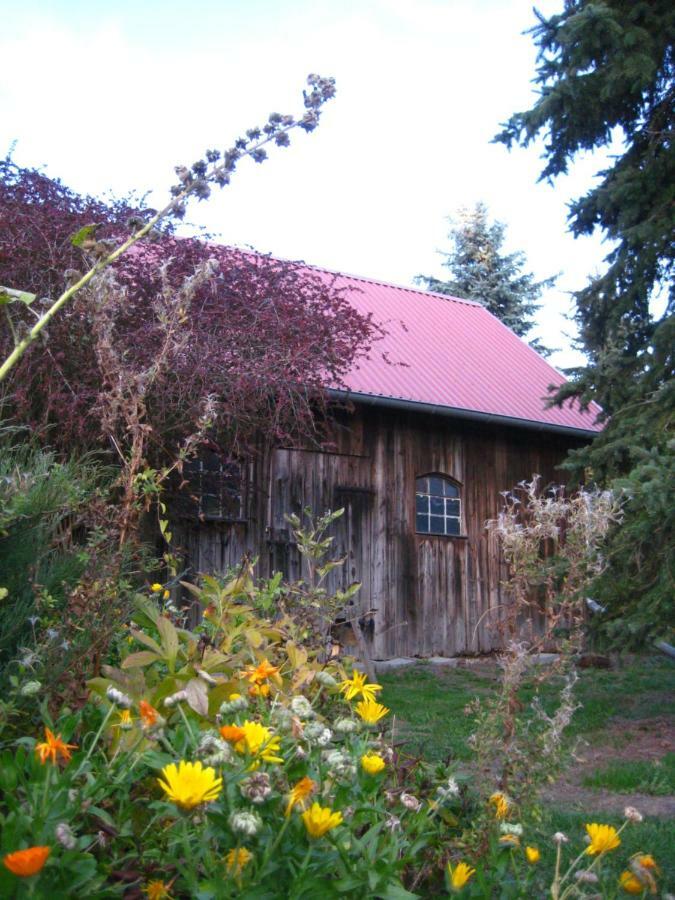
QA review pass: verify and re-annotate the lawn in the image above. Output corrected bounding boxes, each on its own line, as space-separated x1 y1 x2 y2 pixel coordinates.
379 654 675 893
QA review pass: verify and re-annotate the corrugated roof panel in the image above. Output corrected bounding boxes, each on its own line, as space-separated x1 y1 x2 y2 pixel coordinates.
316 268 603 434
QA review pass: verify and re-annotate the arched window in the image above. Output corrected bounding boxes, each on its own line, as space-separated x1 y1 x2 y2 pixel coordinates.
415 474 461 536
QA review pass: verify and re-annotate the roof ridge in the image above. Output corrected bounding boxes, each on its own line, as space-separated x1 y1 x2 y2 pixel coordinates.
208 240 484 308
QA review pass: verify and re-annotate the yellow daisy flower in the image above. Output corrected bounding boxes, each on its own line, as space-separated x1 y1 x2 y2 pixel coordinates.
447 861 475 891
361 752 386 775
234 720 283 764
301 802 343 838
339 670 383 702
226 847 252 877
585 823 621 855
355 699 389 725
157 760 223 810
525 846 540 864
489 791 509 820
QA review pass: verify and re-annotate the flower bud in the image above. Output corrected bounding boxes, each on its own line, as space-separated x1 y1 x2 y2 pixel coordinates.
400 793 422 812
229 811 262 836
56 822 76 850
106 686 132 708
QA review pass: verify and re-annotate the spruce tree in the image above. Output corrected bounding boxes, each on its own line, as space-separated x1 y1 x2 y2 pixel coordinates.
417 202 555 354
496 0 674 645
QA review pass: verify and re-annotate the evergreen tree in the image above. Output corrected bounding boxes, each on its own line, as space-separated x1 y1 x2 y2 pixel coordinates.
417 202 555 354
496 0 674 645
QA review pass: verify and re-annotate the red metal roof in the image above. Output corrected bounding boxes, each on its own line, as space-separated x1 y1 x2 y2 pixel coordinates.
315 267 603 435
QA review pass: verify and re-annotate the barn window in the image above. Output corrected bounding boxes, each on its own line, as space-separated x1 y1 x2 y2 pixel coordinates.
178 452 246 521
415 475 461 536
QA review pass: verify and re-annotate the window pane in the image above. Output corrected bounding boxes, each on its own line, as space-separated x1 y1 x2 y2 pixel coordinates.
416 494 429 514
430 496 444 515
428 477 444 497
444 481 459 497
446 498 460 516
429 515 444 534
416 513 429 533
446 517 460 536
416 477 428 493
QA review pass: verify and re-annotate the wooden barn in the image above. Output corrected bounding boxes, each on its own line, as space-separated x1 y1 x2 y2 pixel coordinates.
172 264 602 660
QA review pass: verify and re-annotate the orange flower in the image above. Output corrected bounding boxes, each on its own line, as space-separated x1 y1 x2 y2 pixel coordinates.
139 700 159 728
240 659 280 688
285 776 317 816
143 880 173 899
35 727 77 766
3 846 50 877
220 724 246 743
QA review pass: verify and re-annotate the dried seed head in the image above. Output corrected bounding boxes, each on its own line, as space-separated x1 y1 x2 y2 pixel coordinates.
624 806 643 823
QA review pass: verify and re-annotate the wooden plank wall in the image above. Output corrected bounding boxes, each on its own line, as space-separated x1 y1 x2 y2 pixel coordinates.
171 405 584 659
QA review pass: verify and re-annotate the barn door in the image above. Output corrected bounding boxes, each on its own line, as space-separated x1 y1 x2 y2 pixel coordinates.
333 487 375 652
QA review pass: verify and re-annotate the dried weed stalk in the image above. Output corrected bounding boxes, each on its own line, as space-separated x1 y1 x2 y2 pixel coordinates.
470 476 621 809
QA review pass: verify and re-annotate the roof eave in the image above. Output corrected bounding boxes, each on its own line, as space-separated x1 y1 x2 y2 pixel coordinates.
328 389 602 440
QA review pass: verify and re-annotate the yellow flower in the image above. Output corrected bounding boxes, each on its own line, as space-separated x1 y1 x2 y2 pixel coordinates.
157 760 223 810
143 880 173 899
285 776 317 816
339 670 383 702
355 699 389 725
361 752 386 775
447 861 475 892
302 802 343 838
489 791 509 820
162 590 170 600
619 854 659 894
229 692 242 701
525 846 540 864
113 709 135 730
234 720 283 764
35 727 77 766
150 583 163 593
248 682 270 698
226 847 253 876
3 846 50 877
585 823 621 855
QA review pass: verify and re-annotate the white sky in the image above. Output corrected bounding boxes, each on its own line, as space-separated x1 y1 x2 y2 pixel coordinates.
1 0 613 369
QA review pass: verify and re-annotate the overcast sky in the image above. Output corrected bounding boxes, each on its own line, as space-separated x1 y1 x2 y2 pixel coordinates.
1 0 613 369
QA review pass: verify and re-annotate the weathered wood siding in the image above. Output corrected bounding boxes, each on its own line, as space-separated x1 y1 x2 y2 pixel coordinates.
172 405 584 659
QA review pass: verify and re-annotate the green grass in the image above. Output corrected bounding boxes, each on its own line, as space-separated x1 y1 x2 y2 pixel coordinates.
380 655 675 762
381 663 494 761
582 753 675 795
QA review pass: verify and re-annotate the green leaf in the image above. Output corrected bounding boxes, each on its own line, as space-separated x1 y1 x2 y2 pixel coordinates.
129 628 163 655
0 285 36 305
381 883 419 900
157 615 179 663
70 223 99 247
121 650 161 669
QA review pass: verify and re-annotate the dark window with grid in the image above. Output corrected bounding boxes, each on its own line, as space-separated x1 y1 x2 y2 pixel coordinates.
415 475 461 536
178 453 245 521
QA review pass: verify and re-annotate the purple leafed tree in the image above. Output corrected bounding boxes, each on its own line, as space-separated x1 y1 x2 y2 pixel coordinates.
0 158 381 458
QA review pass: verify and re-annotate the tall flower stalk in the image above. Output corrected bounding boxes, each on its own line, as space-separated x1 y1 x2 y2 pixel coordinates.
0 74 335 382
